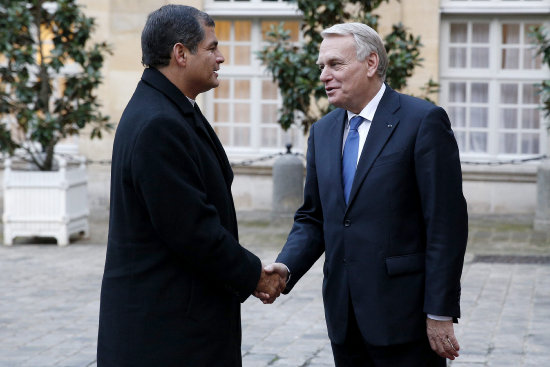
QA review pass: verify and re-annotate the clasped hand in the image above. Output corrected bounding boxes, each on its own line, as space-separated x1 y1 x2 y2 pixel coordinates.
253 263 288 304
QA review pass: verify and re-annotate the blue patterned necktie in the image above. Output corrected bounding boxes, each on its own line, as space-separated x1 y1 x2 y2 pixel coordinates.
342 115 364 204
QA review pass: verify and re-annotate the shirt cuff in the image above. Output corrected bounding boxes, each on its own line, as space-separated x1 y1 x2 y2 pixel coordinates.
282 264 291 282
427 314 452 321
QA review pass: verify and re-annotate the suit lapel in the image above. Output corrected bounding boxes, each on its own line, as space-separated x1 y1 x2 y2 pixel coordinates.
346 86 400 211
317 109 347 205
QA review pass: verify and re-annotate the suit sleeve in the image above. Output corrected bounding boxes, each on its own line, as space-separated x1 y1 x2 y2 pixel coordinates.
131 116 261 303
414 106 468 318
276 123 326 293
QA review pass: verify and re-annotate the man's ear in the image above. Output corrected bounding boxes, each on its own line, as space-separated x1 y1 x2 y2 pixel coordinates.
173 43 188 66
366 52 379 78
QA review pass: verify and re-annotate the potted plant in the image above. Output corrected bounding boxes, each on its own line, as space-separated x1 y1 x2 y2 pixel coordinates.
0 0 112 245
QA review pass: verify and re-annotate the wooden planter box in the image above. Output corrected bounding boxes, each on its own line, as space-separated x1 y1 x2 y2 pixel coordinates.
2 157 89 246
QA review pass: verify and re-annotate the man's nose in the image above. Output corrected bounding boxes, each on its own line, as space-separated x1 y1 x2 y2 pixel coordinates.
216 50 225 64
319 68 330 82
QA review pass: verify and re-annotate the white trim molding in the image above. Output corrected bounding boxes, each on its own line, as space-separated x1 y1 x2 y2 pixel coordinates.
441 0 550 15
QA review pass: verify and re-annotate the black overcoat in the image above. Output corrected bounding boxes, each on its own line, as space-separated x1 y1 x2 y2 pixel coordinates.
97 68 261 367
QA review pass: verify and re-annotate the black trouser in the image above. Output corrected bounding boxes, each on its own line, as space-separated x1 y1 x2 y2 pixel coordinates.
331 304 446 367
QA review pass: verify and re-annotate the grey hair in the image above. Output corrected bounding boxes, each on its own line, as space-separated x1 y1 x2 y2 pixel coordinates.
141 5 215 68
321 23 388 81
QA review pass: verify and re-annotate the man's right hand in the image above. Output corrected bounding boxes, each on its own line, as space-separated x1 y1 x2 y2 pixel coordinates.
254 263 288 304
254 267 286 304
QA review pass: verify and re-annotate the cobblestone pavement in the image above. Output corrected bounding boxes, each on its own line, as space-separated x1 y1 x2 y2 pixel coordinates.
0 212 549 367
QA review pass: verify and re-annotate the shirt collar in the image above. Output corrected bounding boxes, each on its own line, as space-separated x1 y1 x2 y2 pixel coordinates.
346 83 386 123
187 97 196 106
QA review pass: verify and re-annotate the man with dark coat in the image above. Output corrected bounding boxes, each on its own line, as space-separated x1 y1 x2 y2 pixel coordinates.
264 23 468 366
97 5 283 367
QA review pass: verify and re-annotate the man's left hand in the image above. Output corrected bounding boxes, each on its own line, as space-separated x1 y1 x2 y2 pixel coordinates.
426 318 460 360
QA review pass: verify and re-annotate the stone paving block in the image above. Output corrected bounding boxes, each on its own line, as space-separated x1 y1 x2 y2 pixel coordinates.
1 214 549 367
242 352 278 366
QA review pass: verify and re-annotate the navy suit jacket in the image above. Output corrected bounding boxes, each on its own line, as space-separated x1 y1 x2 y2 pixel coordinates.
97 68 261 367
277 85 468 346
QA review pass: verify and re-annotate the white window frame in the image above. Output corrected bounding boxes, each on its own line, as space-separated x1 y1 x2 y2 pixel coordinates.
440 0 550 15
439 15 550 160
204 0 299 17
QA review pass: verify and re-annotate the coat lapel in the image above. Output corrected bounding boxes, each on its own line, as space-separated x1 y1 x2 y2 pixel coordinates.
141 68 234 186
193 104 234 186
346 86 400 211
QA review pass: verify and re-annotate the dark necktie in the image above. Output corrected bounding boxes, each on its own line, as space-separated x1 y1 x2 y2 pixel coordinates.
342 115 364 204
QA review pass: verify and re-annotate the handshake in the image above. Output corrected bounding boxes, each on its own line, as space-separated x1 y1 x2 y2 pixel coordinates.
253 263 288 304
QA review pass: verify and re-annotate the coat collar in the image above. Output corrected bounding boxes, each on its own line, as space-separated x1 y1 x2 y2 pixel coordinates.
140 67 234 186
141 67 196 117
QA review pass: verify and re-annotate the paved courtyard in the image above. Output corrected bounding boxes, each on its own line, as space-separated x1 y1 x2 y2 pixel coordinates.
0 212 549 366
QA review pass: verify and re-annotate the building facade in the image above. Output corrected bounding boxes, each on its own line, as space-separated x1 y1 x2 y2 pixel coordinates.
69 0 550 213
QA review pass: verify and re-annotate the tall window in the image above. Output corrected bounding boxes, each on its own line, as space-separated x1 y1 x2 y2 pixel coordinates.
440 18 548 158
205 18 304 156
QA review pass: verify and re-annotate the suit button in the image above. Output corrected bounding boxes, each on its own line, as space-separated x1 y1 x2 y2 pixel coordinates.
344 219 351 227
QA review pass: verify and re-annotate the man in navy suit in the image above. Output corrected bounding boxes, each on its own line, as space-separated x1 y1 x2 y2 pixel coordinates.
264 23 468 366
97 5 284 366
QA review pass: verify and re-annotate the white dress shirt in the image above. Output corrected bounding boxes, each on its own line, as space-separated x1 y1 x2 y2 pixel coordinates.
341 83 386 164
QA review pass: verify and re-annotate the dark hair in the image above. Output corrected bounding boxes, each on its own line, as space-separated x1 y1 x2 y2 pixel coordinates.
141 5 215 68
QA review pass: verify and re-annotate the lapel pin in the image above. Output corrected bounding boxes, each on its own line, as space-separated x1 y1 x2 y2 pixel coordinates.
387 124 393 128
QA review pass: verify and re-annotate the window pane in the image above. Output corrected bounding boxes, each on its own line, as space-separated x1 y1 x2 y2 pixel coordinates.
235 21 251 41
234 127 250 146
234 46 251 65
214 126 231 145
523 48 542 69
470 107 488 128
234 103 250 123
502 24 520 44
219 45 231 64
262 104 278 124
500 133 517 154
524 24 540 43
283 128 299 148
234 80 250 99
449 107 466 127
216 21 231 41
261 21 300 42
471 83 489 103
450 47 467 68
450 82 466 102
471 48 489 68
521 108 540 129
521 133 539 154
522 84 539 104
502 48 519 69
501 108 518 129
215 81 230 99
470 132 488 152
472 23 489 43
450 23 467 43
262 80 278 99
214 103 230 122
284 21 301 42
455 131 466 151
500 84 518 104
262 127 279 147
